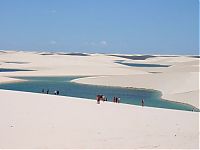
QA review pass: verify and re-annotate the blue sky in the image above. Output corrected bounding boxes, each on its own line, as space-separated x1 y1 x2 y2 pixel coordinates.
0 0 198 54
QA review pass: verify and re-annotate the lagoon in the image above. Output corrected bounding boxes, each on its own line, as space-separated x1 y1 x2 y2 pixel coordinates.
0 76 197 111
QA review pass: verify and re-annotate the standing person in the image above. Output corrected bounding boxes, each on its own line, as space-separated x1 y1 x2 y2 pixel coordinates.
96 95 100 104
47 89 49 94
102 95 105 102
141 99 144 107
118 97 120 103
54 90 58 95
113 97 116 103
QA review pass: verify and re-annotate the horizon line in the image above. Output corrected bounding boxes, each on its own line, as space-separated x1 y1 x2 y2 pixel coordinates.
0 49 199 56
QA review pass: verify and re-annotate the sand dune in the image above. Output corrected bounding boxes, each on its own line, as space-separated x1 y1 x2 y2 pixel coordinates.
0 89 198 149
0 51 199 109
0 50 199 149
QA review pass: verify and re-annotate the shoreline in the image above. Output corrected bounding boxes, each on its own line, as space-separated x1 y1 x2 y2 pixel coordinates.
70 78 199 111
1 89 199 113
71 74 199 109
0 75 198 111
0 51 199 109
0 76 27 84
0 89 198 148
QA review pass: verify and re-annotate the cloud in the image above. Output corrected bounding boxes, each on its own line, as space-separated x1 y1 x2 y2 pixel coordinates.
50 40 57 45
100 40 107 46
84 40 108 46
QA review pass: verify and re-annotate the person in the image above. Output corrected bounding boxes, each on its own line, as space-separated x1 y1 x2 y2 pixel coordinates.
57 90 59 95
102 95 105 102
113 97 116 103
54 90 57 95
47 89 49 94
117 97 120 103
96 95 100 104
141 99 144 106
105 97 108 101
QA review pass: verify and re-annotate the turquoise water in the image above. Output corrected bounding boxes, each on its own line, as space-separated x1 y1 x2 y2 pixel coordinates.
115 60 171 67
0 76 197 112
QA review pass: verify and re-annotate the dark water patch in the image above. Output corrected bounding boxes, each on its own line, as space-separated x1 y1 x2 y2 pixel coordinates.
39 52 90 56
0 76 197 112
109 55 156 60
4 61 30 64
39 53 54 55
189 56 200 58
0 68 35 72
116 61 171 68
57 53 90 56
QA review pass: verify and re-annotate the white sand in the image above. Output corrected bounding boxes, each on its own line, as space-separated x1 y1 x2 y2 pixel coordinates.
0 89 199 149
0 51 199 149
0 51 199 108
0 76 25 83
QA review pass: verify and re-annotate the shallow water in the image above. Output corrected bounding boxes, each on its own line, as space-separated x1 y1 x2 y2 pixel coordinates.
0 76 197 112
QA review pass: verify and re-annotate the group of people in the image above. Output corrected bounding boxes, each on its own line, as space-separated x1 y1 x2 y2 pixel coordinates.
113 97 120 103
54 90 59 95
96 94 121 104
42 90 145 107
96 94 145 107
42 89 49 94
42 89 60 95
96 94 108 104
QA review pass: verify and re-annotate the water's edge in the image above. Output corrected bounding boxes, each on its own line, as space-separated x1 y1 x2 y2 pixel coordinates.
70 79 199 112
0 75 198 112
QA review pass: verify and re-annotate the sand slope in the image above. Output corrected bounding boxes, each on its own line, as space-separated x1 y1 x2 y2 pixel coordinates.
0 90 199 149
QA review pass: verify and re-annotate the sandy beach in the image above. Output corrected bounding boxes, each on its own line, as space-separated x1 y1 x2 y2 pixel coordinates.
0 50 199 148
